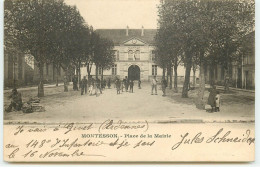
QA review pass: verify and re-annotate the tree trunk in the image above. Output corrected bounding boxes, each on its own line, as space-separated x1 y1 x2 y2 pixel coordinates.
209 62 214 86
196 59 206 109
38 62 44 97
163 67 166 78
169 65 172 90
193 67 196 88
174 65 178 93
64 67 69 92
95 65 98 80
166 68 169 87
13 61 16 88
77 61 81 86
52 63 55 82
56 65 59 86
87 63 92 80
195 49 206 109
101 67 104 81
78 65 81 86
182 53 192 98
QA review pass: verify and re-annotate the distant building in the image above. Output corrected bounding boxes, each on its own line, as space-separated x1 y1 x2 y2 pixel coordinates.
80 26 198 82
240 31 255 89
33 62 66 84
205 31 255 90
4 49 34 88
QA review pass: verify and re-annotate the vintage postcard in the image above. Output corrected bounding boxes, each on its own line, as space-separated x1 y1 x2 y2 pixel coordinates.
3 0 255 162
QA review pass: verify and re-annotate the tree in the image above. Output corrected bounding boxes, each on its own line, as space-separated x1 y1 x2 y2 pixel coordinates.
92 34 115 80
155 25 183 92
4 0 89 96
157 0 200 97
50 4 88 92
85 27 96 79
157 0 254 101
98 39 115 81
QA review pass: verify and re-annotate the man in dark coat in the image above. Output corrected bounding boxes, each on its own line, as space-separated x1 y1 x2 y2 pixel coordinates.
208 85 217 112
107 78 111 89
126 77 129 92
80 76 88 95
72 75 78 91
6 88 23 112
129 80 134 93
115 78 121 94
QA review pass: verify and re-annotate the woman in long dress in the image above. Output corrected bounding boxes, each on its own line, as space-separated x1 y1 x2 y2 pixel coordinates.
208 85 217 112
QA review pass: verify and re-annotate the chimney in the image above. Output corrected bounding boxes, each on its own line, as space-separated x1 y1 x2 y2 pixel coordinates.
126 25 129 36
141 26 144 36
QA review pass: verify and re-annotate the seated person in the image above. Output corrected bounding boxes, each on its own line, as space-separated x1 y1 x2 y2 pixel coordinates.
6 88 22 112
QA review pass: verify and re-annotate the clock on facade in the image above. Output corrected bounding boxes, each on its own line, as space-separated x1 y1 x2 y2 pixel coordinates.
132 39 137 44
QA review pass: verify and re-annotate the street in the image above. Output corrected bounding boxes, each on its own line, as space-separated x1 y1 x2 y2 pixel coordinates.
4 82 255 124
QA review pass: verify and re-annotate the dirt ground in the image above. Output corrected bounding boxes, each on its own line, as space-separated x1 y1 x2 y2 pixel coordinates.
3 82 255 124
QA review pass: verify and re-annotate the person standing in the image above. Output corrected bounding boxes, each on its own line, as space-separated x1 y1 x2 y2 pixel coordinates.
121 79 125 92
88 76 94 95
215 91 221 112
80 76 88 95
115 78 121 94
72 75 78 91
208 85 217 112
138 79 141 89
126 76 129 92
107 78 111 89
123 77 127 92
151 76 157 95
161 77 167 96
129 80 134 93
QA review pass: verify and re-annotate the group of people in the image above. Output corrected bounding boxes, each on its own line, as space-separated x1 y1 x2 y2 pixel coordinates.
6 75 222 113
113 75 168 96
72 75 111 97
115 76 139 94
151 76 168 96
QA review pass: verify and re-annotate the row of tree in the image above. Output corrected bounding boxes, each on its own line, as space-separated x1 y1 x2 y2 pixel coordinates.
155 0 254 109
4 0 115 97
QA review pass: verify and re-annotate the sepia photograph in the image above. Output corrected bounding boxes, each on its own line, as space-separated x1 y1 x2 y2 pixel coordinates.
2 0 255 162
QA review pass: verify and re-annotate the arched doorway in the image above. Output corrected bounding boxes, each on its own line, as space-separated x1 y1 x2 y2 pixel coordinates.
128 65 140 81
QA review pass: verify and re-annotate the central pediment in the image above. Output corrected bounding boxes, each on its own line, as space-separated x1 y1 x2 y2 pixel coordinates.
123 37 147 45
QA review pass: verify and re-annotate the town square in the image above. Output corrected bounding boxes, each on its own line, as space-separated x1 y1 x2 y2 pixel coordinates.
4 0 255 125
2 0 256 163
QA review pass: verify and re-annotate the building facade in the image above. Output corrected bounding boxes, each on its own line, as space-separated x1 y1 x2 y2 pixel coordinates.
204 31 255 90
33 63 66 84
80 27 197 82
4 49 34 87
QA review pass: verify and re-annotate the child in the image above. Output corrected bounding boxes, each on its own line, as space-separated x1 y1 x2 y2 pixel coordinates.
215 91 221 112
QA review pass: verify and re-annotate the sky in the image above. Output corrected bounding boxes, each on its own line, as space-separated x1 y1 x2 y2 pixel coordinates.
64 0 160 29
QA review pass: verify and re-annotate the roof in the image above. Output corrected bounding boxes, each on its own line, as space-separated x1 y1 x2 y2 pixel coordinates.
95 29 157 45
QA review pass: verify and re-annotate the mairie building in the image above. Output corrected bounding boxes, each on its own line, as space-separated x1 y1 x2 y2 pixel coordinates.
80 26 176 81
